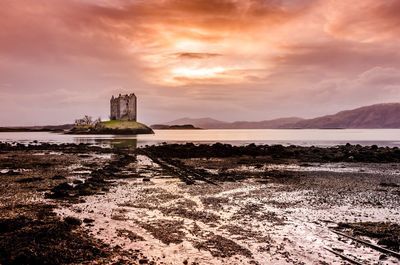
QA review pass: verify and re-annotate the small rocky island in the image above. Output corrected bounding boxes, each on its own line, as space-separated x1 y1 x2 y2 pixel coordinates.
151 124 202 130
69 93 153 135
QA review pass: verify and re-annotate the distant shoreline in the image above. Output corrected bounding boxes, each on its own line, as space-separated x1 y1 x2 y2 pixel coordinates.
0 127 68 133
4 127 400 133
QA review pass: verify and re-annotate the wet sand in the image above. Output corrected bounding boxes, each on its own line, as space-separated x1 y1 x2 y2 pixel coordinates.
0 142 399 264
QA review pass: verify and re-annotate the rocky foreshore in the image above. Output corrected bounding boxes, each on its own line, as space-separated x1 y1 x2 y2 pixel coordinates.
143 142 400 162
0 142 399 264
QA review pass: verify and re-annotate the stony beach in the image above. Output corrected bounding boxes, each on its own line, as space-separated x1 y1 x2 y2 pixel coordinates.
0 142 399 264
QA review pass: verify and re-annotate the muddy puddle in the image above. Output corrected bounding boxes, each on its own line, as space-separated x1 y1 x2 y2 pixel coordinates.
55 155 400 265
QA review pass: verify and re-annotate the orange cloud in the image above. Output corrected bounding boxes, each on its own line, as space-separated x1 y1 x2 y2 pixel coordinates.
1 0 400 125
324 0 400 42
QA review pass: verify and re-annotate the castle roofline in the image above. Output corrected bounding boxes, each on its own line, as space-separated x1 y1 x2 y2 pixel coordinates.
111 93 136 100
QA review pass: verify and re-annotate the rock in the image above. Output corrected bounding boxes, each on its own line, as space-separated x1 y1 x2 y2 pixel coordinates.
83 218 95 224
5 170 21 176
46 182 73 198
142 178 151 182
332 247 343 252
52 175 66 180
64 216 82 226
379 182 400 188
16 177 43 183
139 258 148 264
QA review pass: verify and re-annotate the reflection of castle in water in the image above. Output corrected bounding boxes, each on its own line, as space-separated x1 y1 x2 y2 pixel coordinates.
73 137 138 149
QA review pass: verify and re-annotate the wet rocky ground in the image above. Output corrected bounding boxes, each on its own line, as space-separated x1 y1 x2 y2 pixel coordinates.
0 143 152 264
0 142 400 264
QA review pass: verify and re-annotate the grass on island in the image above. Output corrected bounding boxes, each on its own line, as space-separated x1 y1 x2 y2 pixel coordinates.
100 120 150 130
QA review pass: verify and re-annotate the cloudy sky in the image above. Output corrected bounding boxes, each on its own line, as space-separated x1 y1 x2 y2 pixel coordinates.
1 0 400 126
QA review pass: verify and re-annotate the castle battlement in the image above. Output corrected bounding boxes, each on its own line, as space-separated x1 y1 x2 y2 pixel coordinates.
110 93 137 121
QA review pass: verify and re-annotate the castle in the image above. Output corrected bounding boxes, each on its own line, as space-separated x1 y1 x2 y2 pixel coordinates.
110 93 137 121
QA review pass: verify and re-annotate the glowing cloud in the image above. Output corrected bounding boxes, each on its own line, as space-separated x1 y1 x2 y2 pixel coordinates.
172 67 225 79
1 0 400 125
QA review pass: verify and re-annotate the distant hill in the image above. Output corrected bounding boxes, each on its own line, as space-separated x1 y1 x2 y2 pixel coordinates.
286 103 400 129
159 117 303 129
159 103 400 129
225 117 304 129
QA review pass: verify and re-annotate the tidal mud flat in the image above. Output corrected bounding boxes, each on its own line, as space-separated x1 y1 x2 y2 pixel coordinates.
0 142 400 264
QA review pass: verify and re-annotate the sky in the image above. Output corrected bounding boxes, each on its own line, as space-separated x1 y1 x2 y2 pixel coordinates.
1 0 400 126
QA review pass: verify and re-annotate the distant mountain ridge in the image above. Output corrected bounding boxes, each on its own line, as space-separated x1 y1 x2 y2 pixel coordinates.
286 103 400 129
226 117 304 129
158 103 400 129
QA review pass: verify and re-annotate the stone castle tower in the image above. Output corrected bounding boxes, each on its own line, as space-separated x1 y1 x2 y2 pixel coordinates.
110 93 137 121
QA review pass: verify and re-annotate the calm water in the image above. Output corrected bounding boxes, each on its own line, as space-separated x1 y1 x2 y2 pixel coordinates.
0 129 400 147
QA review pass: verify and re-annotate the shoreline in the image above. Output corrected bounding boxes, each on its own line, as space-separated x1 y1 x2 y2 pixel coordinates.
0 143 399 264
2 141 399 163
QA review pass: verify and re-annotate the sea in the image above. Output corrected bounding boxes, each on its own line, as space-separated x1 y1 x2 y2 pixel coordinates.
0 129 400 148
